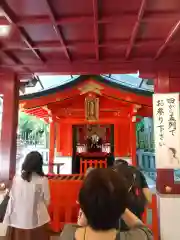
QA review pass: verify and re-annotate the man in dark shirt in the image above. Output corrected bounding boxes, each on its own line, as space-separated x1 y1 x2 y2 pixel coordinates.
114 159 152 231
114 159 151 203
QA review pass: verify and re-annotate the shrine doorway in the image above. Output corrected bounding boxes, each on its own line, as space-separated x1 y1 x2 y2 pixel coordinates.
72 124 114 173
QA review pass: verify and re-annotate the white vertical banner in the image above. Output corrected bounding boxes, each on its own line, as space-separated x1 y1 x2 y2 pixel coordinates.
153 93 180 169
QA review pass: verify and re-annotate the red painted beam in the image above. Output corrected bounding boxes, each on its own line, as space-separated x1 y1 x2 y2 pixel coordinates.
92 0 99 60
0 49 22 65
155 20 180 59
0 39 165 51
44 0 71 61
57 118 129 124
2 59 180 75
49 111 130 119
125 0 147 59
10 13 180 26
0 0 45 63
0 46 32 74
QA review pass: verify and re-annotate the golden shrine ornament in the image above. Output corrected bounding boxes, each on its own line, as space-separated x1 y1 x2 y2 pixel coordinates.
85 95 99 121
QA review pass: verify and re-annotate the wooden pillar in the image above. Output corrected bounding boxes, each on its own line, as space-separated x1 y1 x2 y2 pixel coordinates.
56 121 61 154
59 123 72 156
66 123 72 156
49 120 55 173
155 71 180 93
154 71 170 93
114 123 121 156
130 115 137 166
0 72 19 180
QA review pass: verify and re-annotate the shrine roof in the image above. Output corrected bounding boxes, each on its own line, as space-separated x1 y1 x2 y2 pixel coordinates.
19 74 153 121
20 74 153 101
1 0 180 78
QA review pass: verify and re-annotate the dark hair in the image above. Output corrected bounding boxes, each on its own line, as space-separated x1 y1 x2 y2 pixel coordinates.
79 168 128 230
114 164 133 190
114 164 146 219
21 151 44 182
114 159 128 166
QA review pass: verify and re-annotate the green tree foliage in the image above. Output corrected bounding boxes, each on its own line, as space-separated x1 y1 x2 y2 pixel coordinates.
18 112 48 144
136 118 144 132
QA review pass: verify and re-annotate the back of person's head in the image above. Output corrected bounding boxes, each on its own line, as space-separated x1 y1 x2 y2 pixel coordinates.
85 167 94 177
21 151 44 182
79 168 128 231
114 159 128 167
115 164 146 214
114 163 133 190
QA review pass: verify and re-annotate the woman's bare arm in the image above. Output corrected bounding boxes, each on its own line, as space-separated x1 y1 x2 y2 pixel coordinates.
121 208 143 228
143 188 152 204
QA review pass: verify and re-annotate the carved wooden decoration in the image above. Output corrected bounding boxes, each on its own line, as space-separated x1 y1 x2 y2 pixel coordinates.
85 96 99 121
79 81 103 95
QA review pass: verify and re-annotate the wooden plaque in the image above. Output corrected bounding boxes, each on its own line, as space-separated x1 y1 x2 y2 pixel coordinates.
85 96 99 121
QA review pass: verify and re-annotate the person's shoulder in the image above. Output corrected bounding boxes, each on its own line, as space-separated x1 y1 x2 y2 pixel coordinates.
32 174 47 181
12 174 22 184
129 167 146 181
119 225 153 240
41 176 49 183
128 165 138 174
60 224 79 240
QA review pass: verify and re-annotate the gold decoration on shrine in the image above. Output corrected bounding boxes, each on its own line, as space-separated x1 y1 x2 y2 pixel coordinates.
85 96 99 121
133 104 142 113
79 81 103 95
19 102 26 110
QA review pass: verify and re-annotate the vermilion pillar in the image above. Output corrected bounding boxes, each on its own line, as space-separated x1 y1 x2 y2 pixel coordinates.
154 71 170 93
64 123 72 156
56 121 61 154
155 71 180 93
49 120 55 173
59 122 72 156
130 116 137 166
0 72 19 180
114 120 131 157
114 123 121 156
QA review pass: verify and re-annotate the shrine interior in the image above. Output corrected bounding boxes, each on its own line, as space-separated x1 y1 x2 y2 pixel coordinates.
72 124 114 173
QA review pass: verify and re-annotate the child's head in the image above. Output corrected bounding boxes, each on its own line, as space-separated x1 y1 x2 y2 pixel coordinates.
85 167 94 177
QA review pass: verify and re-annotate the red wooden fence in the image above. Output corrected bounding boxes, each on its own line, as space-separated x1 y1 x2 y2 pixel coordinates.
48 177 159 239
48 177 82 232
80 159 107 174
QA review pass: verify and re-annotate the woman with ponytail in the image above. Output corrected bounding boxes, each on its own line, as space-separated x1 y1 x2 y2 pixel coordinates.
4 151 50 240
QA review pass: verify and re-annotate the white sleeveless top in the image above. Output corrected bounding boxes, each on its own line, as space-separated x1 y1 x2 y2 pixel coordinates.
3 174 50 229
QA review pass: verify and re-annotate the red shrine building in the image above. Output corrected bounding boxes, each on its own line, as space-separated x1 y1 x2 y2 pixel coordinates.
20 75 152 174
1 0 180 239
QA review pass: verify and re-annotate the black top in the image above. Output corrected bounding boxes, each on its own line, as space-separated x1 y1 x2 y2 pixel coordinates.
120 169 148 231
139 171 148 189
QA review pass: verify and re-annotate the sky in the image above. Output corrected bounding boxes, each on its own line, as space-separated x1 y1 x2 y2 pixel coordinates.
23 73 153 95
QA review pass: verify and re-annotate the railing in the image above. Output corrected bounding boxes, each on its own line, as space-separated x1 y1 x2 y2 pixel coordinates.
80 159 107 174
48 176 82 232
137 150 156 180
48 176 158 239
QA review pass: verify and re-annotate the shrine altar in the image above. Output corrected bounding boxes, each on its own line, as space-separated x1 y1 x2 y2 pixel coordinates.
77 152 109 159
73 152 114 174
